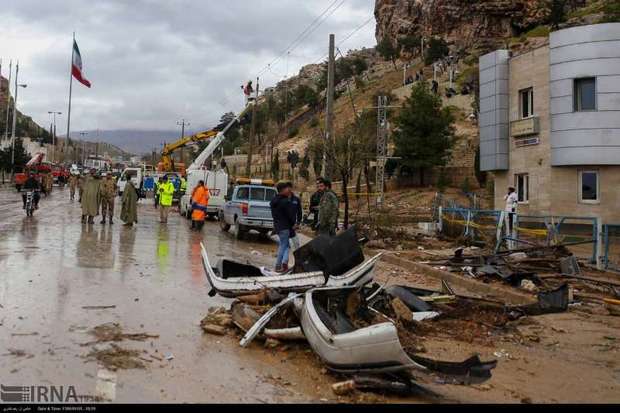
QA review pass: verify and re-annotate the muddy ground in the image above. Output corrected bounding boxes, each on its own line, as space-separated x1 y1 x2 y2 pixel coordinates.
1 186 619 403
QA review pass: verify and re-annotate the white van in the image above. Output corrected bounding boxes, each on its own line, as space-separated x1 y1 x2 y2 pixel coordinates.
179 169 228 220
117 167 143 196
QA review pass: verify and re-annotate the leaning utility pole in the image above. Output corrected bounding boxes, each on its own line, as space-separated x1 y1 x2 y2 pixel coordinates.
322 34 336 179
3 60 12 142
245 77 259 177
376 95 388 207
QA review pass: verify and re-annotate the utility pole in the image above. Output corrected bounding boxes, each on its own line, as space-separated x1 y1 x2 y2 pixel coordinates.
376 95 388 207
245 77 259 177
3 60 12 142
11 62 27 176
79 131 88 166
322 34 335 179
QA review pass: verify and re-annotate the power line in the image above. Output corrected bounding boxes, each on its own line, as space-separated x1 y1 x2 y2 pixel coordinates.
313 15 375 64
257 0 347 77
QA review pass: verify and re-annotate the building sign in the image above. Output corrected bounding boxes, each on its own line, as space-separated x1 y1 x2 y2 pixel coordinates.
511 117 539 137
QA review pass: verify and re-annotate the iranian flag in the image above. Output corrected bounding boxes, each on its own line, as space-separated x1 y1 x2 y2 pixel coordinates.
71 40 91 88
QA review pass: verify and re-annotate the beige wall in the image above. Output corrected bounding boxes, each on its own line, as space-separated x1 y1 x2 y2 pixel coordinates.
492 45 620 224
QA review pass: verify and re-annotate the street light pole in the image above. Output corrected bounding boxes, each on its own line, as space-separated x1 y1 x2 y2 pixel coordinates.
10 61 27 176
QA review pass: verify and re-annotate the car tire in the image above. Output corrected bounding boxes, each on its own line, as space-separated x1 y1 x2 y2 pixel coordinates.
219 213 231 232
233 222 246 240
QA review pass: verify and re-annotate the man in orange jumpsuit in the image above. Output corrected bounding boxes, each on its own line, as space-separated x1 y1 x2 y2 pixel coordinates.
191 180 210 231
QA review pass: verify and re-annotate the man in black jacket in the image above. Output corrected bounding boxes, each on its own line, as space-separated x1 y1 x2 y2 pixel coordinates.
270 182 296 273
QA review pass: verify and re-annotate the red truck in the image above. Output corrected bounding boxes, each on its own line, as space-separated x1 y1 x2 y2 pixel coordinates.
14 153 51 191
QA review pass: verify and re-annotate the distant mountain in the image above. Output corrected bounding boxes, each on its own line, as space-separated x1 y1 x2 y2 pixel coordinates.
67 129 208 155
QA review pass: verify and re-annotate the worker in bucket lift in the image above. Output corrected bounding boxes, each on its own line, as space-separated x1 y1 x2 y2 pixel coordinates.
242 80 254 105
504 186 518 232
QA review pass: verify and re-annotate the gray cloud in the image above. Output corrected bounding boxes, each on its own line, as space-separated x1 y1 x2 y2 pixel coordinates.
1 0 376 135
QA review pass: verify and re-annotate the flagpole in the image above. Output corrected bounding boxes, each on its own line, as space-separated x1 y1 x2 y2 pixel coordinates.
66 32 75 157
3 59 12 142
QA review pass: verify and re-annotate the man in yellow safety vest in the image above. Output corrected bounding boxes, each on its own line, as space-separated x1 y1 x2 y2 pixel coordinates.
158 175 175 224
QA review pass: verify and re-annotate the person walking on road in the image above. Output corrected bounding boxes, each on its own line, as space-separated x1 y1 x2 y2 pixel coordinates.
120 178 139 227
158 175 175 224
190 180 210 231
317 177 339 236
99 173 116 225
68 174 78 201
270 182 296 273
81 170 101 224
78 174 85 203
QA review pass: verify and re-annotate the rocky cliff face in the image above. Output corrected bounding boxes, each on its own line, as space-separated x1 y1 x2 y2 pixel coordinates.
374 0 585 47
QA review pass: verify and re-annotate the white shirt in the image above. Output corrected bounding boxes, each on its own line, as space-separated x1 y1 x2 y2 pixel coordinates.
504 192 518 212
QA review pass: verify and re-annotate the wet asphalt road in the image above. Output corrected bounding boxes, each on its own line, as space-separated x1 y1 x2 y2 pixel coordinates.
0 185 318 403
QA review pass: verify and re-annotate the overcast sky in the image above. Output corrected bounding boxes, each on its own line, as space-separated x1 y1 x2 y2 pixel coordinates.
0 0 376 135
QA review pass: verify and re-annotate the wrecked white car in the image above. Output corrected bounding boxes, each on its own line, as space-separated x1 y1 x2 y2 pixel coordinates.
201 227 381 298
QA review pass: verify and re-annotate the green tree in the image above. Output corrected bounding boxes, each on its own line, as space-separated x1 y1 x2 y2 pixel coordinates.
398 34 421 56
424 37 449 65
393 83 455 186
377 37 399 69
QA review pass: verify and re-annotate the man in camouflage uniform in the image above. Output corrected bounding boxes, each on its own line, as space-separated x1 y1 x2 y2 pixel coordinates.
68 174 78 201
317 177 339 236
99 173 116 225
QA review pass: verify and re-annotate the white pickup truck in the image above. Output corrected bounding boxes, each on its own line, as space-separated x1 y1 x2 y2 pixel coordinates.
117 167 143 196
179 169 228 220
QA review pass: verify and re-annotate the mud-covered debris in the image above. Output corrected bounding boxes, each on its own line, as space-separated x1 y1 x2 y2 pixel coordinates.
3 348 34 358
332 380 356 396
200 311 233 329
84 323 159 345
86 343 145 371
82 305 116 310
264 338 281 349
391 298 413 322
202 324 227 336
231 301 262 332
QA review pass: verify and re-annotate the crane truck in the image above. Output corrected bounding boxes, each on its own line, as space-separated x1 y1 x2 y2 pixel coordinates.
178 105 252 219
158 129 220 175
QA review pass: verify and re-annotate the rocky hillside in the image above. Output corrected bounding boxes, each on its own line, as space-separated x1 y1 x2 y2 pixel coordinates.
374 0 619 48
1 75 52 142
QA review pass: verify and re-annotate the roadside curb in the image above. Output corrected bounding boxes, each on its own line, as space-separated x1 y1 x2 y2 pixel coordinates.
381 253 536 305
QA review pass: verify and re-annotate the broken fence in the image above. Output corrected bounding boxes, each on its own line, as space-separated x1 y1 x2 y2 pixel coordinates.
438 207 598 263
603 224 620 272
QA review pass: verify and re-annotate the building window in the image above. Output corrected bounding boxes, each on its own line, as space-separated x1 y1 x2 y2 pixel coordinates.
515 173 529 203
574 78 596 111
580 171 599 203
520 88 534 118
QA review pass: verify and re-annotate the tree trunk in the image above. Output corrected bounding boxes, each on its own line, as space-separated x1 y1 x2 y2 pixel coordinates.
364 162 372 215
355 169 362 200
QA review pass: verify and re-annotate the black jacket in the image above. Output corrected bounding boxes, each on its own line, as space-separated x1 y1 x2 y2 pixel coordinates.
23 177 41 191
270 194 296 233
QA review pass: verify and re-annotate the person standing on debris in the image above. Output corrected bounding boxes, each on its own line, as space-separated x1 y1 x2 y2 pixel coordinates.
99 173 116 225
68 173 78 201
288 184 303 251
504 186 518 232
270 182 296 273
81 169 101 224
317 177 339 236
190 180 210 231
158 175 175 224
120 177 139 227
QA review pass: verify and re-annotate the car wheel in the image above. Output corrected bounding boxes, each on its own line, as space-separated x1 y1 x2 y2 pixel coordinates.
233 222 246 240
219 213 231 232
